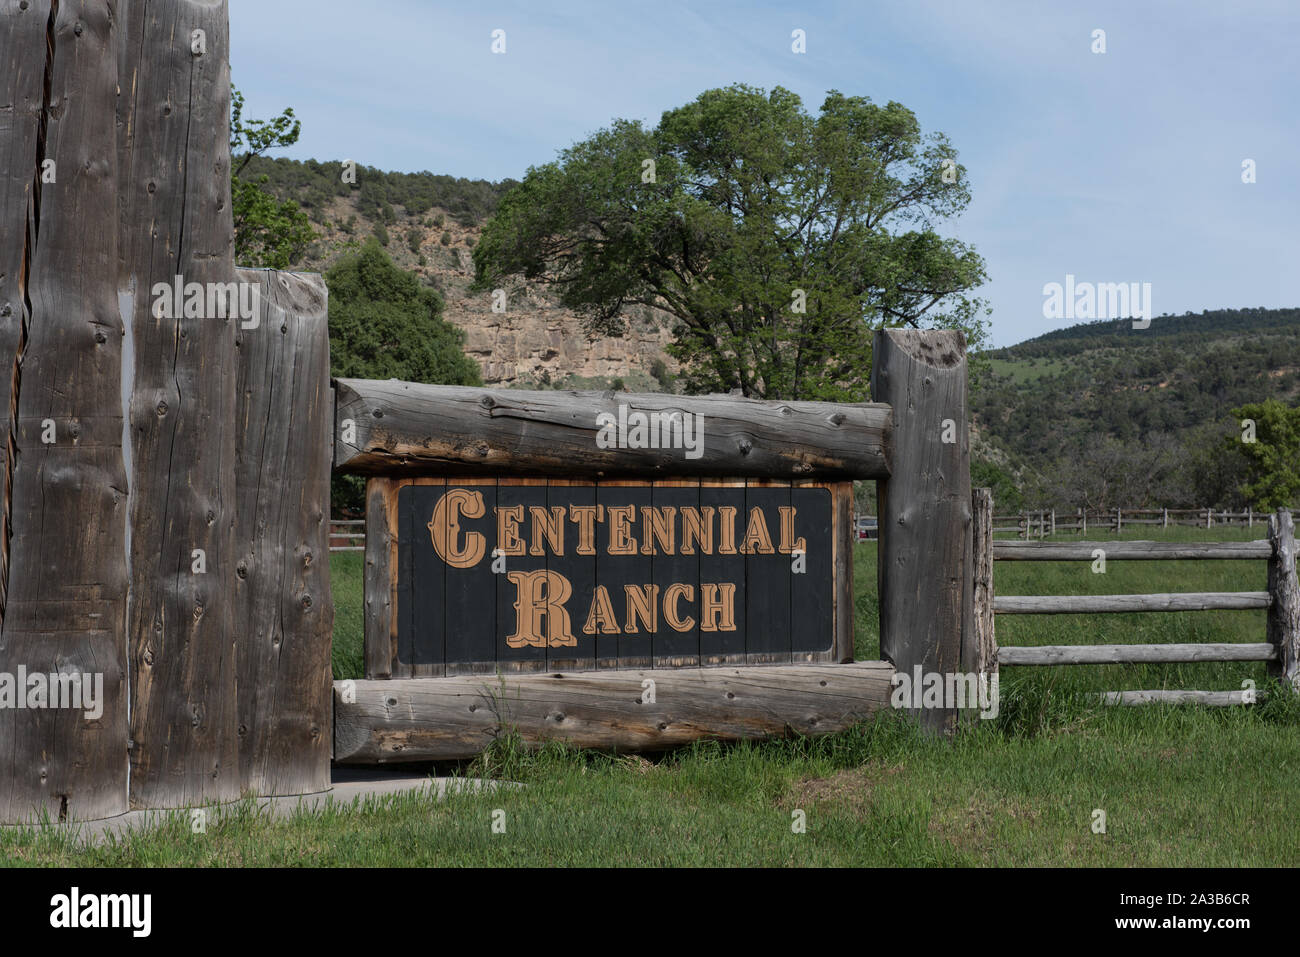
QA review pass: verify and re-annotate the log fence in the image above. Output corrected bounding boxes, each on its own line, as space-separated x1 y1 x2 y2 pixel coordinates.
972 495 1300 703
995 507 1274 538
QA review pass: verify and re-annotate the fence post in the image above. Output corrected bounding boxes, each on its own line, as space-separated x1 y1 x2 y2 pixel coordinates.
1081 508 1087 535
1116 508 1122 534
872 329 972 733
1163 508 1168 530
970 488 997 687
1050 509 1056 537
1267 509 1300 692
1248 507 1253 529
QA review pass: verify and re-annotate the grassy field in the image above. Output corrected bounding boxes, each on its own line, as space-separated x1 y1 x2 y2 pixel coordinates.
2 525 1295 866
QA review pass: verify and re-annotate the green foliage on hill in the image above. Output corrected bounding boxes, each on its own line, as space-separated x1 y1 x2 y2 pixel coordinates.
974 308 1300 511
239 155 517 228
326 239 482 511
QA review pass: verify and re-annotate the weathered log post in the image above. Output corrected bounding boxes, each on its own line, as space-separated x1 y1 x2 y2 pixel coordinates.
232 269 333 795
1267 509 1300 692
871 329 973 732
970 488 997 681
117 0 241 807
0 0 130 822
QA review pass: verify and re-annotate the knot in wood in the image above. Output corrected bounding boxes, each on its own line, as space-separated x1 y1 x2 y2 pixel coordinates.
301 594 313 608
73 22 83 36
371 408 384 419
480 395 496 409
236 562 248 580
738 439 753 456
829 412 846 426
1 305 11 318
94 331 107 344
155 401 167 417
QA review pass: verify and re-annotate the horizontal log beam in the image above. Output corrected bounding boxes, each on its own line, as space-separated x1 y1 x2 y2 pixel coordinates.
332 663 895 764
994 592 1272 614
998 642 1277 666
332 379 891 480
993 540 1273 561
1100 690 1252 707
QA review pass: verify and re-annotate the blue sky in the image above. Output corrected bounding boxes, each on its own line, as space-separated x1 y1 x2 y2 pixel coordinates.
230 0 1298 348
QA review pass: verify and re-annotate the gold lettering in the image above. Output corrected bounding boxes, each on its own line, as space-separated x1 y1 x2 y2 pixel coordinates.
529 506 566 556
663 583 695 632
717 506 738 554
680 506 714 555
497 505 526 556
506 570 575 648
624 584 660 634
582 585 620 635
741 506 775 554
778 506 806 554
569 504 603 556
700 583 736 632
607 505 637 555
428 489 486 569
640 506 675 556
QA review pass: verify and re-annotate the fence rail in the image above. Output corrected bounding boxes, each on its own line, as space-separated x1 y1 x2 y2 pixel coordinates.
970 494 1300 706
993 507 1275 538
330 519 365 552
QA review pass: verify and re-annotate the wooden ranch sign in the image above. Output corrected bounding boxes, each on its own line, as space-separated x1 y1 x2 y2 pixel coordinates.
379 478 848 674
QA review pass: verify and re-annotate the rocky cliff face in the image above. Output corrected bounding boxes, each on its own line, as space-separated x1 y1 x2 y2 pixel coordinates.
303 199 678 390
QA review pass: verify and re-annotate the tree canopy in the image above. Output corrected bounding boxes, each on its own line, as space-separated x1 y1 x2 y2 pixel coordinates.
473 84 987 400
230 87 315 269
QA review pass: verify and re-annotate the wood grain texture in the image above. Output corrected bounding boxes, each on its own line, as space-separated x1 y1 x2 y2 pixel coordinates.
970 488 996 677
1267 509 1300 690
119 0 240 807
994 592 1271 614
363 477 398 678
232 268 332 795
332 379 891 481
993 540 1273 561
1100 690 1251 707
871 329 973 733
332 663 896 763
0 0 129 822
998 642 1276 666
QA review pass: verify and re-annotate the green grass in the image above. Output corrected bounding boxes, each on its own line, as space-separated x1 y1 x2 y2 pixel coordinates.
1 527 1293 866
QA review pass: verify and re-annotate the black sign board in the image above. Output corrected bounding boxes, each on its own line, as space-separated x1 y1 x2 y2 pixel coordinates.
388 479 841 672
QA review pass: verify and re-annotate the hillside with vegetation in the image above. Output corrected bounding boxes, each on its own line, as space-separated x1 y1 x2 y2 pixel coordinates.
973 308 1300 511
240 156 680 392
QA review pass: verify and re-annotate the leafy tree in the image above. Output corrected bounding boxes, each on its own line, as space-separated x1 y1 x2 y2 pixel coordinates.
1224 400 1300 510
327 240 483 512
474 84 988 400
230 87 315 268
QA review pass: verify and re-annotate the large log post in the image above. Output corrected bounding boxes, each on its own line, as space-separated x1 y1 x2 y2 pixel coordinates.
233 269 333 795
117 0 240 807
1267 509 1299 691
871 329 973 732
0 0 130 822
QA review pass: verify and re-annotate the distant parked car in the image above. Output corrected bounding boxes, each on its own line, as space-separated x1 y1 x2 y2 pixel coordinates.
855 516 878 541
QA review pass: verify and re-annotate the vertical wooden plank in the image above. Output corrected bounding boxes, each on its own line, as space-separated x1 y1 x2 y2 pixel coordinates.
597 480 651 670
363 477 396 678
119 0 240 807
744 479 791 665
1268 509 1299 692
652 479 700 668
871 329 973 733
969 488 997 679
700 478 745 667
830 482 855 663
497 477 548 672
232 268 332 795
403 480 443 676
442 477 494 676
0 0 129 822
791 481 835 663
547 479 596 672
